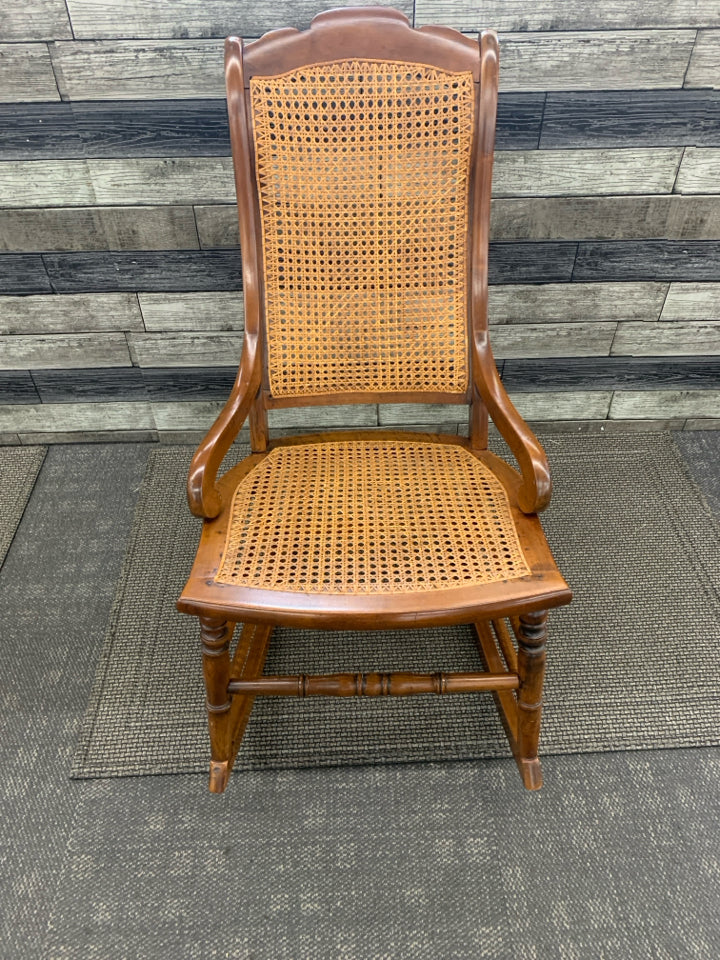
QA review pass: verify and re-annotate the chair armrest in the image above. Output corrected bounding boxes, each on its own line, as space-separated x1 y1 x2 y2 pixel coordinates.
473 330 552 514
187 339 262 519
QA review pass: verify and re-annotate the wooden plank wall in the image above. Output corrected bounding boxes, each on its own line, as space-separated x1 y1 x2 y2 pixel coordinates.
0 0 719 442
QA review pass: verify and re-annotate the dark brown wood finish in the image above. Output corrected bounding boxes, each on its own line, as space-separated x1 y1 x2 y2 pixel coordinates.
177 8 572 792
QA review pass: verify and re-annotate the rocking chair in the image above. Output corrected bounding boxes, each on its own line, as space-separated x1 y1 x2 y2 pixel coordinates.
177 7 572 793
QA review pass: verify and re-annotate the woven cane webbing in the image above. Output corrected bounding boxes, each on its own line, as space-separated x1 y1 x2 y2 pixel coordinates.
249 59 475 398
215 441 530 594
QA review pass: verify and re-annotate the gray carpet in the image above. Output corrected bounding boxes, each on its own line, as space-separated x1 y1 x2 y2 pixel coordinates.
1 437 719 959
0 445 45 565
73 433 720 778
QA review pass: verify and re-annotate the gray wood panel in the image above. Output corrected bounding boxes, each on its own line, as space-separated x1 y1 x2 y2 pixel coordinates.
491 322 617 359
0 293 142 335
0 334 132 370
150 401 377 431
675 148 720 194
416 1 720 31
685 29 720 88
488 282 667 323
492 149 681 197
0 1 72 41
194 205 237 248
508 390 613 420
684 418 720 429
128 332 243 367
0 206 199 252
612 321 720 357
0 44 61 103
49 31 696 100
65 0 412 39
49 39 226 100
0 160 94 207
378 404 466 426
498 31 696 93
88 158 235 204
0 401 154 432
138 292 243 331
610 390 720 419
660 283 720 321
491 196 720 241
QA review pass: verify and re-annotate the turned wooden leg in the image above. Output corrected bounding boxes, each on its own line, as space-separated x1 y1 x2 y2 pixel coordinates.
516 610 548 790
199 615 235 793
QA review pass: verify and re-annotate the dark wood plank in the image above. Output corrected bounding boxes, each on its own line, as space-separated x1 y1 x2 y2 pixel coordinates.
573 241 720 282
32 367 147 402
502 357 720 391
0 255 52 294
42 249 242 293
75 99 231 158
489 242 577 284
0 102 83 160
496 93 545 150
142 366 237 400
541 90 720 148
0 372 41 405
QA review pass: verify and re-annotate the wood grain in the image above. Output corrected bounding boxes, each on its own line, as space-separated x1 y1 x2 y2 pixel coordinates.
0 206 199 252
685 29 720 89
138 292 244 331
416 1 720 31
492 148 681 197
0 160 93 207
0 103 84 160
509 390 613 420
0 1 73 41
612 321 720 357
0 372 41 405
42 249 241 292
151 400 378 432
141 366 236 400
573 241 720 282
0 333 132 370
491 322 617 358
378 403 466 426
489 282 667 323
194 205 238 248
128 332 243 368
0 255 52 294
0 400 154 433
489 242 577 283
660 282 720 321
502 357 720 391
32 367 148 402
65 0 412 39
540 90 720 148
499 31 696 93
491 195 720 241
610 390 720 419
675 148 720 194
0 293 142 335
50 39 226 100
88 157 235 204
0 44 61 102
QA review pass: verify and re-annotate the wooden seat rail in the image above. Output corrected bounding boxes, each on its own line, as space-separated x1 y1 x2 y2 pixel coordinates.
227 671 519 698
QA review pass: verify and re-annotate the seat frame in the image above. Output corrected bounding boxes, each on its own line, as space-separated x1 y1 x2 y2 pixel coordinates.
176 8 572 793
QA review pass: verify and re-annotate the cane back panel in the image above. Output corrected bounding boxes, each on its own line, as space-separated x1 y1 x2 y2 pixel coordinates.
249 58 476 399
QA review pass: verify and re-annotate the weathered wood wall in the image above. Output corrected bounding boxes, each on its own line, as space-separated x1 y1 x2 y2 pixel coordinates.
0 0 719 442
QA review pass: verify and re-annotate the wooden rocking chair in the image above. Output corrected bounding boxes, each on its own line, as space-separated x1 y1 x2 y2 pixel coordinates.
177 7 572 793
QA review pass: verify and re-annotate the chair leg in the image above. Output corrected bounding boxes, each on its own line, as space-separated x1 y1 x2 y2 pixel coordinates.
516 609 548 790
199 616 235 793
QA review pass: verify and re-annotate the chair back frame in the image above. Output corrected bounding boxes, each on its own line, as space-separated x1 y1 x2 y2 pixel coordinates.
225 7 496 450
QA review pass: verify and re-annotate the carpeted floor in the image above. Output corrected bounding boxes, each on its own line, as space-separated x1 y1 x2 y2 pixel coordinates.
0 445 45 565
73 433 720 778
1 435 719 959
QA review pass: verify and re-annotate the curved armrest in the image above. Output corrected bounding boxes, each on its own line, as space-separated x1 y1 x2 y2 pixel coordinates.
187 338 261 519
473 331 552 514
